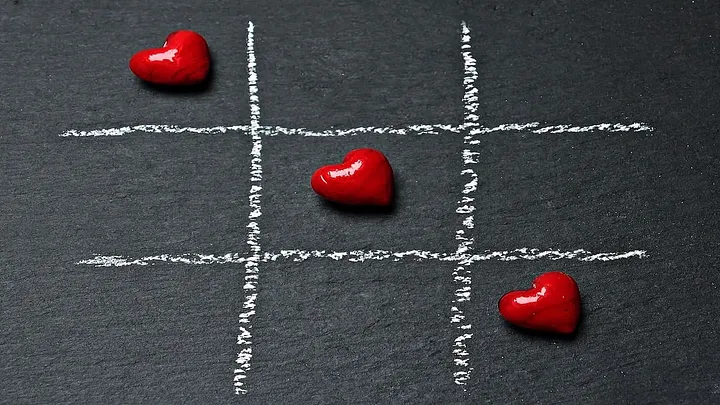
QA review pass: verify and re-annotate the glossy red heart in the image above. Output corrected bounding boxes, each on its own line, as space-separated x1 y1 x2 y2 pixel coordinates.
498 271 581 334
311 148 394 206
129 30 210 86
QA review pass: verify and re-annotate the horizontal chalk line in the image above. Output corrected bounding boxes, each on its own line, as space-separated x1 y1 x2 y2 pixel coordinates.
59 125 251 137
76 253 250 266
77 248 647 267
58 122 654 138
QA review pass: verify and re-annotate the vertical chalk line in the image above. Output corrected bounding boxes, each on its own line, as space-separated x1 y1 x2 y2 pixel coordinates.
452 20 478 389
234 20 262 396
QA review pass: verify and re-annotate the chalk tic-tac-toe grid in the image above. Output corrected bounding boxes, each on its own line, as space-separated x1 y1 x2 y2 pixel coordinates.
59 21 653 395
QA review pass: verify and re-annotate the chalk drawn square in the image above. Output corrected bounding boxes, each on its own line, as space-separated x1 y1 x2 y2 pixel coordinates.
467 131 652 253
260 129 464 253
58 134 253 258
250 259 454 402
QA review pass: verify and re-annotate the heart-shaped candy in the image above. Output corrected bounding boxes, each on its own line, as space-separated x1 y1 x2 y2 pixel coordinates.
129 30 210 86
311 148 394 206
498 271 581 334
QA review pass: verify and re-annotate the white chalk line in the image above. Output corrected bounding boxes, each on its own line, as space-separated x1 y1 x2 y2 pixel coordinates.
261 124 462 137
76 253 250 266
57 121 653 138
235 20 262 396
57 124 251 137
75 248 648 267
453 20 478 388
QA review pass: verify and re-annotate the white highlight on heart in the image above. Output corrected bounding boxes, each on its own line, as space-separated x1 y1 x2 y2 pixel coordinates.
234 20 262 396
148 49 178 62
328 160 362 178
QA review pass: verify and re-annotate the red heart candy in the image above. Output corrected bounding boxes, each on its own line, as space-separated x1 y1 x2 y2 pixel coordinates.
129 30 210 86
498 271 581 334
311 148 394 206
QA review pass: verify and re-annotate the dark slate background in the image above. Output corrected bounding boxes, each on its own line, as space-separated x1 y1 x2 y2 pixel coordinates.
1 0 719 404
